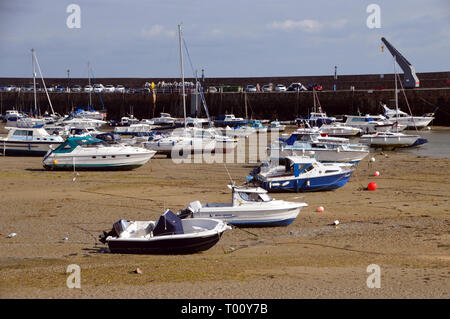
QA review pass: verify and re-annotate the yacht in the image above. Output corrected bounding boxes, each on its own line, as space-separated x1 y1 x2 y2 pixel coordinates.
381 104 434 129
43 136 156 170
0 127 64 156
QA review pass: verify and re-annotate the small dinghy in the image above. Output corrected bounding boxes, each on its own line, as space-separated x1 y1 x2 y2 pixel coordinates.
99 210 231 254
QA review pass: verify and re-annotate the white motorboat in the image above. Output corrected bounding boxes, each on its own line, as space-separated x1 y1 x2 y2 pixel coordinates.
43 136 156 170
99 209 231 254
268 129 369 164
144 131 216 157
381 104 434 129
151 112 176 126
0 127 64 156
180 185 307 227
359 131 425 149
221 125 256 138
319 123 362 137
343 114 399 134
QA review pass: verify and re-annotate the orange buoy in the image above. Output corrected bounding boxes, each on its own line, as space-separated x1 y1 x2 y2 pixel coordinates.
367 182 378 191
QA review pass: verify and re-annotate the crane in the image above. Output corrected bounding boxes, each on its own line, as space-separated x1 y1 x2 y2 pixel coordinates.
381 37 420 88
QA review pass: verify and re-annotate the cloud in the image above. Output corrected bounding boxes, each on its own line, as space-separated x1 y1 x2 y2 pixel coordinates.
267 19 323 32
140 25 176 39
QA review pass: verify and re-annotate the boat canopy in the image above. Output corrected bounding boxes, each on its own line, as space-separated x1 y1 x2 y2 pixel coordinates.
153 210 184 236
52 136 104 153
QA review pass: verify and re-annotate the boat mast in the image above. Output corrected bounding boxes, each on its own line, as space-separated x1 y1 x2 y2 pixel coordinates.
88 62 92 107
31 49 37 117
394 55 399 132
178 24 187 130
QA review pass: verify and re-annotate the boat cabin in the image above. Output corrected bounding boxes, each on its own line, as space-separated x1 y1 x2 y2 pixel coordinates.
51 136 105 154
5 127 62 142
230 185 273 205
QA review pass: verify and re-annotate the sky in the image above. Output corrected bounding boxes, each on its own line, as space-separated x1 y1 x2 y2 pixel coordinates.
0 0 449 79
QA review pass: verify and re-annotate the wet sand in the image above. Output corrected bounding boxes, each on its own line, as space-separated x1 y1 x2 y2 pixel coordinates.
0 127 449 299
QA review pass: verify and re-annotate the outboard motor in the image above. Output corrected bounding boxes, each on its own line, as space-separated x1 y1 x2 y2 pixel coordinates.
99 219 130 243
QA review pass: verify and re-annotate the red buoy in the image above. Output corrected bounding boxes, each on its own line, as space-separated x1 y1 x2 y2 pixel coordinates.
367 182 378 191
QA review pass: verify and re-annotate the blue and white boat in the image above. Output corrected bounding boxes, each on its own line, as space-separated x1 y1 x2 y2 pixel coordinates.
250 156 354 192
0 127 64 156
248 119 268 133
268 129 369 164
179 185 307 227
214 114 248 127
43 136 156 170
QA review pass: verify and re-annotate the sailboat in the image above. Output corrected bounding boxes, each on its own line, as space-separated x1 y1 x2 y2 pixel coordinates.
359 56 427 149
144 24 217 157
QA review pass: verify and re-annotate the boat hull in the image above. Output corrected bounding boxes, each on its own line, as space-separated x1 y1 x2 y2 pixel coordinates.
273 148 368 164
0 141 62 156
107 233 223 254
43 151 155 170
195 206 303 227
360 135 419 148
257 171 353 192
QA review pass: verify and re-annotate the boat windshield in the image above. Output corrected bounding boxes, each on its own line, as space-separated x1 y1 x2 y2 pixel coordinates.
238 192 272 202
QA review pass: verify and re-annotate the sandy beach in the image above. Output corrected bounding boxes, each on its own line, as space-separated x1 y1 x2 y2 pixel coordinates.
0 126 449 299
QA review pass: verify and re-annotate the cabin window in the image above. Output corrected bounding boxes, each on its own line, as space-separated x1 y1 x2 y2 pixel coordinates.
239 192 261 202
259 193 272 202
102 156 106 158
92 156 96 159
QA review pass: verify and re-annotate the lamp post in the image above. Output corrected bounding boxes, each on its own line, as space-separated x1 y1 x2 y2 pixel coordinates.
333 66 337 91
67 69 70 113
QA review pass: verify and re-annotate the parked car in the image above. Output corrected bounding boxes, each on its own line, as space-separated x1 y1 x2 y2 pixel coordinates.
84 85 93 93
93 84 104 93
274 84 287 92
72 85 82 92
115 85 125 93
47 86 55 92
55 85 66 92
103 85 115 93
262 83 273 92
3 85 16 92
245 84 257 92
287 82 307 91
307 83 323 91
208 87 218 93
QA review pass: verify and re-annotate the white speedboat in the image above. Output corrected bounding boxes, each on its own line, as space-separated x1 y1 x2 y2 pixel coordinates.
180 185 307 227
381 104 434 129
359 131 426 149
0 127 64 156
99 209 231 254
43 136 156 170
